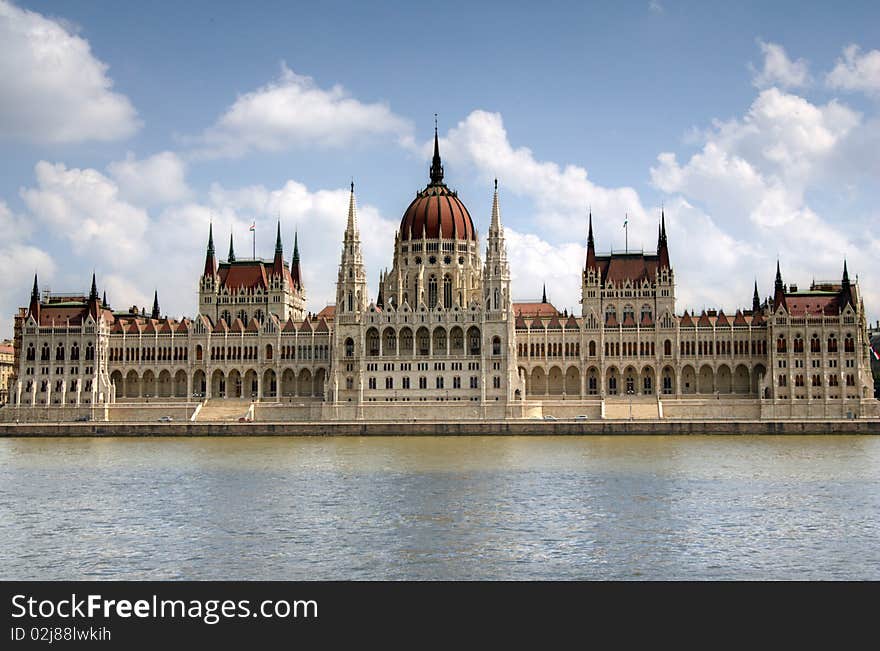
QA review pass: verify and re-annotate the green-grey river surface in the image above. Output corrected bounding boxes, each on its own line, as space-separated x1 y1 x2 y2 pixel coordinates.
1 435 878 579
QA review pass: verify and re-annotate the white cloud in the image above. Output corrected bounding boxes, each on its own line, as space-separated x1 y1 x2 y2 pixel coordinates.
194 63 411 158
649 1 664 14
20 161 150 267
108 151 190 206
0 0 140 144
752 41 811 89
826 44 880 95
440 110 649 240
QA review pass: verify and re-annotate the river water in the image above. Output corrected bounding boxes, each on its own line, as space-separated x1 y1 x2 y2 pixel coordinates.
1 436 878 580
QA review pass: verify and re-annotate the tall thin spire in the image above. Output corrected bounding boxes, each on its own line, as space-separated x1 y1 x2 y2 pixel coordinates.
290 231 303 290
207 222 215 254
346 181 358 234
151 290 160 320
490 178 502 231
774 260 787 311
28 273 40 321
273 220 285 275
841 259 854 309
657 207 670 269
752 280 760 312
542 284 547 304
228 230 236 263
429 116 444 185
102 290 108 308
585 209 597 271
377 271 385 309
203 222 217 277
89 272 98 301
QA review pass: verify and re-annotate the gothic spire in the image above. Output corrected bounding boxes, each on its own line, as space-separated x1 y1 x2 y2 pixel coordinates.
102 290 108 308
28 273 40 321
429 117 444 185
89 272 98 302
657 207 670 269
273 220 285 275
585 209 597 271
203 222 217 277
228 231 236 263
275 221 283 254
752 280 760 312
774 260 787 311
841 259 854 309
377 271 385 309
346 181 358 235
151 290 160 320
490 178 502 231
290 231 303 290
542 284 547 304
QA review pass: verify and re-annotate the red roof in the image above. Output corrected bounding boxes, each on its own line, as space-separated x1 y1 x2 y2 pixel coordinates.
597 253 659 284
282 318 297 333
547 314 562 329
515 314 528 329
399 184 476 241
640 312 654 327
513 302 558 318
530 316 545 329
565 315 579 329
299 319 312 333
785 295 840 316
314 318 329 333
698 311 712 327
716 310 730 326
316 305 336 320
680 311 694 327
733 310 748 326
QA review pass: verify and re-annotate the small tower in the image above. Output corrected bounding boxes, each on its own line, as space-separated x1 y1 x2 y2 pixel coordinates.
288 230 307 320
151 290 160 320
482 179 511 315
28 273 40 323
227 231 236 263
88 273 101 320
752 280 761 313
335 182 369 315
773 261 787 312
198 223 219 318
581 210 601 317
840 260 854 310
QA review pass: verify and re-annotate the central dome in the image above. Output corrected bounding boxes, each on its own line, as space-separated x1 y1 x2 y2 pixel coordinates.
398 128 476 241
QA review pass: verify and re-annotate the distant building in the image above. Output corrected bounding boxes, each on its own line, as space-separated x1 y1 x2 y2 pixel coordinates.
0 340 13 405
5 128 878 421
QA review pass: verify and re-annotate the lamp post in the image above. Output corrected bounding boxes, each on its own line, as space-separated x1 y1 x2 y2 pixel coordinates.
627 388 635 420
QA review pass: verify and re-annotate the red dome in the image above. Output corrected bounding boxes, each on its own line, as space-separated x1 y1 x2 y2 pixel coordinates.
399 184 476 241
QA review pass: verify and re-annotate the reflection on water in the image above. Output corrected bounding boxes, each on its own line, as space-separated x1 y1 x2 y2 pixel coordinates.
1 436 878 580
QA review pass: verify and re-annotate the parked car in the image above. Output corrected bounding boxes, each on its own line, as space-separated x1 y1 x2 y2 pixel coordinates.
543 415 559 421
238 416 253 423
574 415 589 420
74 415 91 422
157 415 173 422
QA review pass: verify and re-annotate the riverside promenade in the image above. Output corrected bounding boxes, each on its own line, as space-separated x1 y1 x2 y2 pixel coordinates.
1 419 878 436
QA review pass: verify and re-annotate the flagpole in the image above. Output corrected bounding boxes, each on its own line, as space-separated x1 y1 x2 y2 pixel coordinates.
252 222 256 260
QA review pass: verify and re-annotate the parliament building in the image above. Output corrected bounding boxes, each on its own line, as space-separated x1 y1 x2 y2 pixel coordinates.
5 131 878 422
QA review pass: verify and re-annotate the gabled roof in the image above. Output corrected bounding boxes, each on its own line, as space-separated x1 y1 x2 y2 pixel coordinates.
513 302 559 318
176 319 190 333
299 318 313 333
565 315 579 329
785 294 840 316
547 314 562 329
143 320 157 334
316 305 336 320
715 310 730 326
679 311 694 327
639 312 653 327
605 312 619 327
126 321 142 334
515 313 528 329
751 313 765 326
314 318 329 333
530 316 545 329
596 252 659 284
246 318 261 333
213 318 228 333
282 317 297 333
230 318 245 333
733 310 748 326
697 311 712 327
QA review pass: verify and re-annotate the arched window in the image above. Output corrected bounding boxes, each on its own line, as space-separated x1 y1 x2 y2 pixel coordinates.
55 344 64 361
827 334 838 353
237 310 248 326
196 345 203 361
70 343 80 361
41 344 50 361
347 292 353 313
641 304 652 322
220 310 232 324
664 339 672 356
254 310 264 324
468 328 481 355
492 336 501 356
428 275 438 307
345 338 354 357
26 344 35 361
776 336 787 353
589 341 596 356
793 335 804 353
444 276 453 309
623 304 635 322
844 334 854 353
605 305 617 321
85 342 94 361
265 344 273 360
810 334 820 353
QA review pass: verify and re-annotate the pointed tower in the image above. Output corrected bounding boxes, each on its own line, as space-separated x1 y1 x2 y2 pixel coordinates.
151 290 160 320
290 231 303 291
840 259 854 310
773 261 787 311
657 208 670 270
430 120 444 185
284 230 307 321
376 271 385 309
88 272 101 320
272 221 285 276
585 210 597 272
483 178 511 314
199 223 220 319
227 231 236 263
28 273 40 322
102 290 108 309
336 182 368 315
581 209 602 317
542 284 547 304
752 280 761 313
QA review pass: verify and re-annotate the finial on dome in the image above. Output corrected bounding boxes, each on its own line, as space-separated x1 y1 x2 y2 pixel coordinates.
430 116 444 185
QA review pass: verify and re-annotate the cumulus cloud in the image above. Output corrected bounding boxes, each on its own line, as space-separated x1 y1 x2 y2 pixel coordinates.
439 110 649 240
751 41 811 90
826 44 880 95
193 63 412 158
0 0 140 144
107 151 190 206
20 161 150 266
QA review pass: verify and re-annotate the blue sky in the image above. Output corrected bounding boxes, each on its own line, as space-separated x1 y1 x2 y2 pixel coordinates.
1 0 879 336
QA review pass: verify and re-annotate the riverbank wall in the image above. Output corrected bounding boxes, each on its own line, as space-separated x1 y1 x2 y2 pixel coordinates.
1 419 878 436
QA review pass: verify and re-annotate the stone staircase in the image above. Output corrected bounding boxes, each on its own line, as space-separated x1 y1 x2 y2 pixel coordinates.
603 399 660 420
196 399 251 422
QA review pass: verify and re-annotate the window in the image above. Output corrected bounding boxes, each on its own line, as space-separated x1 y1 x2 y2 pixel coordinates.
493 376 501 389
428 275 438 307
436 377 444 389
810 335 820 353
453 376 461 389
793 335 804 353
470 376 479 389
85 343 94 361
778 374 787 387
589 341 596 357
345 377 353 390
368 377 376 390
844 334 854 353
403 377 411 390
444 276 453 309
776 336 787 354
385 377 394 389
492 336 501 356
